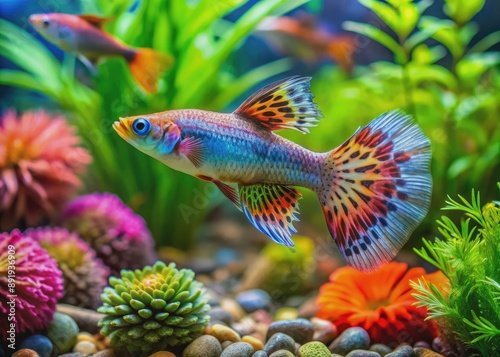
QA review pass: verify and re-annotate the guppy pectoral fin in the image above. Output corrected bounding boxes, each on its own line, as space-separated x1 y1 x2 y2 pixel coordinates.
239 184 302 248
233 76 322 133
178 137 204 168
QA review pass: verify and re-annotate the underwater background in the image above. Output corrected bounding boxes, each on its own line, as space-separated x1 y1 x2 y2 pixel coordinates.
1 0 499 356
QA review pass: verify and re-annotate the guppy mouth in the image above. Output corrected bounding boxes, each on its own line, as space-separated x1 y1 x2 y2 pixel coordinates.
112 118 130 139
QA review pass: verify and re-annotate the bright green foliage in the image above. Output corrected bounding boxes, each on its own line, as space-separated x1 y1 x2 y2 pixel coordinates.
411 187 500 356
0 0 307 248
98 261 210 356
285 0 499 230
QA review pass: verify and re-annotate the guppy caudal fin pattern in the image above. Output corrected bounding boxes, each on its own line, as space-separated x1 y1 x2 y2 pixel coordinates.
318 111 432 272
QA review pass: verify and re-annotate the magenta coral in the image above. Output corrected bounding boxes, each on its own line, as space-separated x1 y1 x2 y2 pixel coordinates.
26 227 110 309
0 110 91 230
0 229 64 341
60 192 156 275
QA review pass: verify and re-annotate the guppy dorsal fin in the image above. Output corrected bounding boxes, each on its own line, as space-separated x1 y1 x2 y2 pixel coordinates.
78 14 111 29
234 76 323 133
239 184 302 247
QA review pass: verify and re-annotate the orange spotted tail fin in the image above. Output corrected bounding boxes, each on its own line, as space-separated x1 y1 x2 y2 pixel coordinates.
129 48 173 93
317 111 432 271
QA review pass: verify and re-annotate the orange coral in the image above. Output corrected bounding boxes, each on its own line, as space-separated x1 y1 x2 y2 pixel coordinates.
315 261 448 345
0 110 91 229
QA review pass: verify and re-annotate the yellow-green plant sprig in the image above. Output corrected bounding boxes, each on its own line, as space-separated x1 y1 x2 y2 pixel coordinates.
411 187 500 356
98 261 210 355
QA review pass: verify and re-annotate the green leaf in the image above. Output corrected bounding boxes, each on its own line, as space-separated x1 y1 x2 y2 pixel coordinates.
398 2 420 38
457 52 500 85
407 64 457 90
412 44 446 65
444 0 485 26
343 21 405 63
448 156 473 179
407 16 450 50
358 0 400 35
0 70 47 93
419 16 463 59
469 31 500 53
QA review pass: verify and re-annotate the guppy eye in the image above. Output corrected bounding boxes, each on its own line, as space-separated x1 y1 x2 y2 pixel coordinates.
132 118 151 136
42 19 50 28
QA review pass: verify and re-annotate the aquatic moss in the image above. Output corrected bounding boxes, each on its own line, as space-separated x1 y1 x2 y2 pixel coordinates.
98 261 210 355
412 187 500 355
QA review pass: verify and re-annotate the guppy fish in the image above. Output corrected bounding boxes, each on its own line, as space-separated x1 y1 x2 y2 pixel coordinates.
114 77 432 271
29 13 172 93
256 15 355 74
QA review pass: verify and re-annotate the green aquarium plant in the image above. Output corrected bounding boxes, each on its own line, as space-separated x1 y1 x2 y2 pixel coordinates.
285 0 499 233
98 261 210 355
411 187 500 356
0 0 307 248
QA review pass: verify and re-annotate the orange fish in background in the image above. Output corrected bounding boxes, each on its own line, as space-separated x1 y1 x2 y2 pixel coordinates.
29 13 173 93
256 14 356 74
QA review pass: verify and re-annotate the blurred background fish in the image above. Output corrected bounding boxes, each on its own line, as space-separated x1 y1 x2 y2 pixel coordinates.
256 13 356 74
29 13 172 93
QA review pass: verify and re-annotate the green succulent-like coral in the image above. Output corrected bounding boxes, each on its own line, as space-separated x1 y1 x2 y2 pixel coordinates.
98 261 210 355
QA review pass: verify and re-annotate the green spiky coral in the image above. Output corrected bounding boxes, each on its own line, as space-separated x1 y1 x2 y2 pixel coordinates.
98 261 210 355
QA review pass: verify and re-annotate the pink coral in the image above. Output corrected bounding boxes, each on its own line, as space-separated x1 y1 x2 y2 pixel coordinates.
61 192 156 275
26 227 110 309
0 110 91 230
0 229 64 341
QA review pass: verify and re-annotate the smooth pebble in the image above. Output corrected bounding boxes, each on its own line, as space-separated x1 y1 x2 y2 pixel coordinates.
19 335 52 357
236 289 272 312
148 352 175 357
345 350 381 357
210 307 235 325
253 351 269 357
220 298 246 321
298 341 331 357
93 349 116 357
274 307 298 321
413 347 445 357
182 335 222 357
75 332 94 343
46 312 79 355
264 333 296 355
369 344 392 356
269 350 295 357
266 318 314 344
210 324 242 342
11 350 39 357
328 327 370 355
73 341 98 354
222 341 233 349
243 335 264 351
386 345 415 357
310 317 337 344
220 342 255 357
413 342 431 349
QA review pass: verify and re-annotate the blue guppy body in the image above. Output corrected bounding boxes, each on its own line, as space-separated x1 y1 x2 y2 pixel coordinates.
113 76 432 272
164 109 324 188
